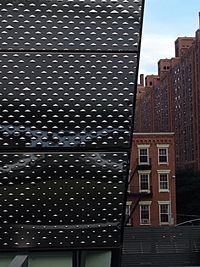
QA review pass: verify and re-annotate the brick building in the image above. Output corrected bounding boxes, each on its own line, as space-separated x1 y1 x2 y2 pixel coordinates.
134 74 159 133
126 133 176 226
134 28 200 170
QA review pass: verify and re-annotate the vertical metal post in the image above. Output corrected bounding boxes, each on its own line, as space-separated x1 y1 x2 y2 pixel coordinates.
73 251 81 267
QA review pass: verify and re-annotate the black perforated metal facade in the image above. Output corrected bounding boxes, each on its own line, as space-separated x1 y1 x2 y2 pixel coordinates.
0 0 144 254
0 0 142 51
0 52 137 150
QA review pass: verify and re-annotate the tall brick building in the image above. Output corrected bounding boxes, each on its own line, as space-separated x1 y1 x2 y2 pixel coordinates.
135 28 200 170
126 133 176 226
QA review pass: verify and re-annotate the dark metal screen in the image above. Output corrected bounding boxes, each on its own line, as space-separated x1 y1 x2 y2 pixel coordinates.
0 0 141 51
122 226 200 267
0 52 137 150
0 0 144 251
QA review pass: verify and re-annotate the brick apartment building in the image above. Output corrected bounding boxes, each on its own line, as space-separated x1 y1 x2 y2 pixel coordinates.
134 27 200 170
126 133 176 226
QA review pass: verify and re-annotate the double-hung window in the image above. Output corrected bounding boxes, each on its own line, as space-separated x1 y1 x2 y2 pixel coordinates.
139 171 151 192
158 170 170 192
140 202 151 225
138 145 150 165
157 145 169 164
159 202 171 225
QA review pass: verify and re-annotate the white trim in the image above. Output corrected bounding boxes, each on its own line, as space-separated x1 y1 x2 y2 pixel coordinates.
157 170 171 174
126 204 131 213
127 184 131 193
137 144 150 148
139 201 152 205
139 172 150 193
159 189 169 193
158 147 169 165
138 170 151 174
140 218 151 225
158 201 170 205
158 172 169 192
140 203 151 225
156 144 170 148
138 147 150 165
126 201 132 205
158 202 171 225
126 204 131 225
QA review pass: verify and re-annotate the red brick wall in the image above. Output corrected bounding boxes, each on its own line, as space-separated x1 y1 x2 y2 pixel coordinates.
128 133 176 226
134 29 200 171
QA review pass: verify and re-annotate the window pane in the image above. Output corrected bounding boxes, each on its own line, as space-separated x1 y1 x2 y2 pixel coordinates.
161 204 168 213
160 174 168 190
159 148 167 163
141 205 149 220
160 204 169 223
161 214 169 223
28 252 73 267
84 251 112 267
140 174 149 190
140 148 148 163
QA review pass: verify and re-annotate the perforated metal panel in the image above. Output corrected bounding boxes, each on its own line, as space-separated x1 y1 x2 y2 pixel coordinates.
0 52 137 150
0 0 144 253
0 0 142 52
0 152 127 249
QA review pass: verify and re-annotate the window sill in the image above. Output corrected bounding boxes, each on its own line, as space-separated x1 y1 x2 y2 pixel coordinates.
160 222 170 225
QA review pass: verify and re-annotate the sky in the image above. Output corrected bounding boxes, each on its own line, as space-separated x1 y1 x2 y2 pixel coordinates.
139 0 200 76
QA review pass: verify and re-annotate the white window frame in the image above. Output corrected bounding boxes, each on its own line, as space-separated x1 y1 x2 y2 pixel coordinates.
138 170 151 193
158 201 171 225
127 183 131 193
138 145 150 165
126 201 132 225
157 170 170 192
157 144 169 165
139 201 152 225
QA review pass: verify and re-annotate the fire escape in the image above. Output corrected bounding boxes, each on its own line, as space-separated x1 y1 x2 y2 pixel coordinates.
126 158 153 225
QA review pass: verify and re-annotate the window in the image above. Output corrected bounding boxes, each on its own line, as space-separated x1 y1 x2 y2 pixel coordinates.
159 173 169 192
139 172 150 192
159 148 168 163
140 204 150 225
139 148 148 163
139 148 149 164
157 145 169 164
126 202 131 225
159 203 170 224
138 145 150 165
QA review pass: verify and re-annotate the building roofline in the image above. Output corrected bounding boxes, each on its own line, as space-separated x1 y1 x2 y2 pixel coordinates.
133 132 175 136
175 36 195 42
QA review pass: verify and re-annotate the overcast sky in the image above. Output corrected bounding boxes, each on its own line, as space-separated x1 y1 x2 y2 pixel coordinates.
139 0 200 76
